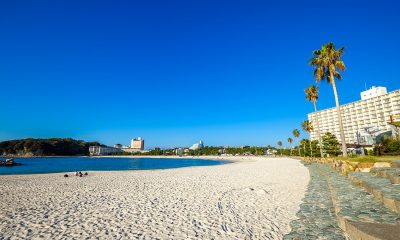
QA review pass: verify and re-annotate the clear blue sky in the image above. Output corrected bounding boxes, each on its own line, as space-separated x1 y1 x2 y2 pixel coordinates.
1 0 399 148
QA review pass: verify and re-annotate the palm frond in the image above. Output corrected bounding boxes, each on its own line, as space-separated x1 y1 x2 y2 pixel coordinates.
335 61 346 71
292 129 300 138
334 71 342 80
310 42 346 84
301 120 313 133
305 85 319 102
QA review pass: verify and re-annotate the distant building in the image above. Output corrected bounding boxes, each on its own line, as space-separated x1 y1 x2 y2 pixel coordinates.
89 146 122 156
218 148 226 154
131 137 144 150
114 144 123 149
189 140 204 150
265 149 277 155
176 148 184 156
308 87 400 145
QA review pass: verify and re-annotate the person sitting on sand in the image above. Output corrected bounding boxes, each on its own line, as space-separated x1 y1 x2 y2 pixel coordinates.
79 171 83 177
84 172 88 176
75 171 79 176
64 174 68 177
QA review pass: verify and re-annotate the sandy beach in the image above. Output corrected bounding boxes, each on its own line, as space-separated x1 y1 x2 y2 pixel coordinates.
0 157 309 239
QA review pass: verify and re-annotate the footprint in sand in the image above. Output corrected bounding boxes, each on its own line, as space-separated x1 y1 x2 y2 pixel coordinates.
256 189 268 196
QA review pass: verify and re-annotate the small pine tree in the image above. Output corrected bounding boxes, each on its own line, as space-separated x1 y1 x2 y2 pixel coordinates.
322 132 340 156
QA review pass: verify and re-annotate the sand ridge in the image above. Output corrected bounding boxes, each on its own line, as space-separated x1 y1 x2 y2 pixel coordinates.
0 157 309 239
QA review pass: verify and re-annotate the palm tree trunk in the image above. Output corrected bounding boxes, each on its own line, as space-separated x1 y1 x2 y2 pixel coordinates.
313 101 324 158
329 72 348 157
298 146 300 156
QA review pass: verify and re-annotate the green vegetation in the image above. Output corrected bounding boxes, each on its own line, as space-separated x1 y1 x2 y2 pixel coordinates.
322 132 340 156
0 138 104 156
390 122 400 127
277 141 283 155
374 137 400 156
310 42 348 156
143 146 273 156
335 156 388 163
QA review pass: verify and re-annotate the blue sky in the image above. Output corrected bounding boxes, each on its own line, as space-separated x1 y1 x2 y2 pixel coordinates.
0 0 399 148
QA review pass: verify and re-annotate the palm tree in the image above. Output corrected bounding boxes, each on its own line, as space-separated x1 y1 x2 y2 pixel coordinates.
310 42 348 157
287 137 293 155
277 141 283 156
300 139 308 158
292 129 300 156
302 120 314 157
305 85 323 157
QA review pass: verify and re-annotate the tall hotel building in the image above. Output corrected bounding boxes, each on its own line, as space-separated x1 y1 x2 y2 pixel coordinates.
308 86 400 145
131 137 144 150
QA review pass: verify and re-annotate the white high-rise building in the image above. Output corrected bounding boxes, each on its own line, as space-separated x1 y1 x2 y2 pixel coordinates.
308 87 400 145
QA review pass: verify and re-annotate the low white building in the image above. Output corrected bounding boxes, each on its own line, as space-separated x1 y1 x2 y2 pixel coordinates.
89 146 122 156
189 140 204 150
175 148 184 156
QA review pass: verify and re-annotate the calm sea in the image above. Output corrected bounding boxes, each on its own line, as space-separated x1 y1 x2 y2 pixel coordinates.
0 157 229 175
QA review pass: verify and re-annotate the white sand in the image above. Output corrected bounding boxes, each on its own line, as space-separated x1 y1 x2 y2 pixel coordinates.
0 157 309 239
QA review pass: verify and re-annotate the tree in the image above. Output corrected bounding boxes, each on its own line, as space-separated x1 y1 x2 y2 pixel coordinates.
300 139 308 157
302 120 314 157
322 132 340 156
374 137 400 156
277 141 283 156
305 85 323 157
311 140 321 157
310 42 348 157
287 137 293 155
293 129 300 156
0 138 104 156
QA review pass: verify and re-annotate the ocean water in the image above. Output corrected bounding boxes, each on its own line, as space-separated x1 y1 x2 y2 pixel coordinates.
0 157 229 175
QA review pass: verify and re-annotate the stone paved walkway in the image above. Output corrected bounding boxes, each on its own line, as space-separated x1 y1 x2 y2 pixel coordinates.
283 163 346 240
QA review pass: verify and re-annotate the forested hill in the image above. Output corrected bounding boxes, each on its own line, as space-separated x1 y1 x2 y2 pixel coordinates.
0 138 104 156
